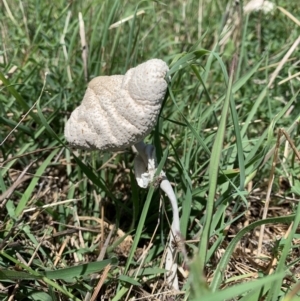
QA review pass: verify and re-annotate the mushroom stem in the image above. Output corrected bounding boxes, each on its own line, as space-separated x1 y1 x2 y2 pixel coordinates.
160 179 180 235
133 141 180 290
133 141 157 189
134 141 156 169
160 178 180 291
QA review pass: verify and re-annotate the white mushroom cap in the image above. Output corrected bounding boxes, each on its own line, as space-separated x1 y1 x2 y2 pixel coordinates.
64 59 169 151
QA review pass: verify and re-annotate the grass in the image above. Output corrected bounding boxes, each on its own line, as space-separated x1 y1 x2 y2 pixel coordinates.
1 0 300 300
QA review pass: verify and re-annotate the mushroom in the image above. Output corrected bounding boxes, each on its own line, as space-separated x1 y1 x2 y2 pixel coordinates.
64 59 168 151
65 59 180 290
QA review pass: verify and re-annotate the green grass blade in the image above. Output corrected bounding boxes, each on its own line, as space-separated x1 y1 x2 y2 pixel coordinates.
15 148 60 217
210 214 296 291
197 61 233 271
192 272 285 301
124 146 170 275
268 204 300 300
168 87 211 155
0 251 82 301
43 258 117 280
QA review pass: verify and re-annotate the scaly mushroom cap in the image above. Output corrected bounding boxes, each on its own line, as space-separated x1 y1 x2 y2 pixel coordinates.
64 59 169 151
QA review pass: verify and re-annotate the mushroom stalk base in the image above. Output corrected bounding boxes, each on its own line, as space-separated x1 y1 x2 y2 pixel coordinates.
133 141 180 290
